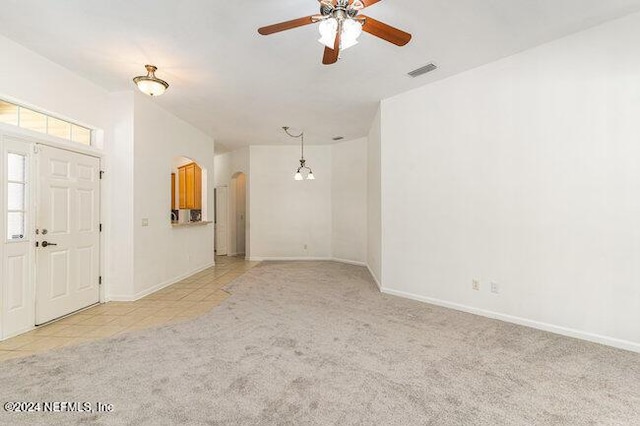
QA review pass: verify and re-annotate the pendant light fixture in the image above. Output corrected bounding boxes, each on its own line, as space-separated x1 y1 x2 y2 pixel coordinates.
283 127 315 181
133 65 169 97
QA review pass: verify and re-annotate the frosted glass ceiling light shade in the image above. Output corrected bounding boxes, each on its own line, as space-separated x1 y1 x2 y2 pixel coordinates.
133 65 169 97
306 172 315 180
341 19 362 50
318 18 338 48
294 171 304 181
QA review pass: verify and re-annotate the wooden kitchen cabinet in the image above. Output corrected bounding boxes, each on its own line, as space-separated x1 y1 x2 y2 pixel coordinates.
178 162 202 209
171 173 176 209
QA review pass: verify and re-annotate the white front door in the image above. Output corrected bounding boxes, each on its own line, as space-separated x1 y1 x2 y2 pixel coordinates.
215 186 228 255
35 145 100 325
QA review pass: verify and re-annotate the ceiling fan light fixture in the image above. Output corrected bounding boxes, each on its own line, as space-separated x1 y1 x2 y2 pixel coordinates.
318 18 338 48
133 65 169 97
257 0 412 66
341 19 362 50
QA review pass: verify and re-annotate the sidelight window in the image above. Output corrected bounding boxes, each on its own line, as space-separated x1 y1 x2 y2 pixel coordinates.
7 152 27 241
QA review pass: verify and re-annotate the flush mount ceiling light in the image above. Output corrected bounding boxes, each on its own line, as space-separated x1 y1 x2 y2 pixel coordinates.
133 65 169 97
283 127 315 181
258 0 411 65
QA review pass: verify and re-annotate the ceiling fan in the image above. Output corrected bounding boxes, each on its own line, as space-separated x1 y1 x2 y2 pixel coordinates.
258 0 412 65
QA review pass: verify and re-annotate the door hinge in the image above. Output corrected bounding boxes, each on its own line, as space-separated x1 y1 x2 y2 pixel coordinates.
99 170 105 179
99 276 102 285
99 223 103 232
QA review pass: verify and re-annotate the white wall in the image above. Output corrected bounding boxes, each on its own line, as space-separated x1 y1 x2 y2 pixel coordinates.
249 145 332 260
380 12 640 351
0 35 109 135
131 92 215 298
214 147 250 188
106 91 135 298
332 137 368 264
367 108 382 284
217 141 368 264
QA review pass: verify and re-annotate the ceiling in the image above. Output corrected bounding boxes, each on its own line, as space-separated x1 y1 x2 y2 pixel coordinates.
1 0 639 151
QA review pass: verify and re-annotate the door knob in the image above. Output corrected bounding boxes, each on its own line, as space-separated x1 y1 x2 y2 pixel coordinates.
41 241 57 247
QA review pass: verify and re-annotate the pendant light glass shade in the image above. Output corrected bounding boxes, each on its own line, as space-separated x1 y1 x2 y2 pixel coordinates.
306 172 315 180
318 18 338 48
294 171 304 181
341 19 363 50
133 65 169 97
318 18 362 51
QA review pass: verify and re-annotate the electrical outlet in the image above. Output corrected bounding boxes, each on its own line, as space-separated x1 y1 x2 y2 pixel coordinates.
141 218 149 227
472 279 480 291
491 282 500 294
304 244 308 250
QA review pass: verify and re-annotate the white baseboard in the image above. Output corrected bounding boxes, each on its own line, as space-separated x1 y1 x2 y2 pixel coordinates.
1 325 35 341
249 256 331 262
330 258 367 267
249 256 366 268
108 261 216 302
381 287 640 353
366 264 382 290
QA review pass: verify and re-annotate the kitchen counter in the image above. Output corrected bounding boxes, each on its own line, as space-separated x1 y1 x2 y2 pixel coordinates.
171 221 213 228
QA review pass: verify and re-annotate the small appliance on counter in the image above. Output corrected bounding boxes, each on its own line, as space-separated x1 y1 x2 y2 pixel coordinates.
179 209 191 224
190 209 202 222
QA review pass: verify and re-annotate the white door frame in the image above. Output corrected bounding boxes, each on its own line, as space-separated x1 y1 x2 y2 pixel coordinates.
0 123 105 340
215 186 228 256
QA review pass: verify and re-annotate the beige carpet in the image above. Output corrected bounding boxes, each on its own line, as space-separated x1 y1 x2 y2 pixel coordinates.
1 261 639 425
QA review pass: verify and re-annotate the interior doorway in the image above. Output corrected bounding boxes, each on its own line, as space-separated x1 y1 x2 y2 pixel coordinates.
229 172 246 257
214 172 247 259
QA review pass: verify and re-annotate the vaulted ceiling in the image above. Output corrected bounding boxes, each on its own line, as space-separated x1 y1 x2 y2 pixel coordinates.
1 0 639 150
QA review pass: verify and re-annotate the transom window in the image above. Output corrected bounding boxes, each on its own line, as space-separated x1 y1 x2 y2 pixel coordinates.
0 99 92 146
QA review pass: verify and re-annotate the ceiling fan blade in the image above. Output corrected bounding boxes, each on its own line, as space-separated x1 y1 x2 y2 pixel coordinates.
322 29 341 65
258 16 316 35
360 15 411 46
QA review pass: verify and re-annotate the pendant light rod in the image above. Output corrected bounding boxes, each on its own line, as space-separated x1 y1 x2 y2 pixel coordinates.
283 126 305 160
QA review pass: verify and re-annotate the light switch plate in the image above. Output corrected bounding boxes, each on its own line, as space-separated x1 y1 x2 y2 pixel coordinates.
142 218 149 227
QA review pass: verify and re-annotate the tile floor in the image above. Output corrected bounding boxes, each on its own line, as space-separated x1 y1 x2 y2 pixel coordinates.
0 255 258 362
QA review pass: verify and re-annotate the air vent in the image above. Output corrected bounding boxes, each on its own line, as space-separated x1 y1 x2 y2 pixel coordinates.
332 136 344 141
408 63 437 78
